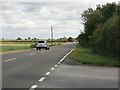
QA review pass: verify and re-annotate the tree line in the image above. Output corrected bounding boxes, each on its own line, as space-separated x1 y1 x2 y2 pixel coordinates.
77 2 120 57
2 37 74 42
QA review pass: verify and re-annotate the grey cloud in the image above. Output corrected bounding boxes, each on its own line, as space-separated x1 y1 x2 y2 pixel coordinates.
2 1 118 39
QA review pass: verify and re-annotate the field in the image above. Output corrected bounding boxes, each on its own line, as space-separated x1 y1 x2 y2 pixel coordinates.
0 40 65 54
70 44 119 67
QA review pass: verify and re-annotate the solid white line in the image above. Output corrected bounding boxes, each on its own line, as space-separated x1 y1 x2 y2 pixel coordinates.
51 68 54 70
55 64 58 67
30 85 38 89
4 58 16 62
38 77 46 82
30 53 35 55
45 72 51 75
59 47 75 63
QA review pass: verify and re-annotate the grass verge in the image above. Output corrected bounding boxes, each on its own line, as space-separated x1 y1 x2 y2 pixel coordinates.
0 42 66 54
1 46 31 52
70 44 119 67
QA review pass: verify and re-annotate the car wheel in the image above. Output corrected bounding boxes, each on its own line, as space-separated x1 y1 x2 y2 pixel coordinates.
36 48 38 50
45 47 47 50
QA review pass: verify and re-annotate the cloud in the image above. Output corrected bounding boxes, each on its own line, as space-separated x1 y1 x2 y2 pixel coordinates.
1 1 119 39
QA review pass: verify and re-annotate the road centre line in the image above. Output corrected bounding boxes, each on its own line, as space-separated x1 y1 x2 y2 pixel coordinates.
45 72 51 76
30 85 38 89
4 58 16 62
29 47 75 90
51 68 54 70
57 62 61 64
29 53 35 55
39 77 46 82
55 64 58 67
41 51 45 53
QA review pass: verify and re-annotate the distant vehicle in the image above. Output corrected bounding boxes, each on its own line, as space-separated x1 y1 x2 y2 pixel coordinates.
36 40 49 50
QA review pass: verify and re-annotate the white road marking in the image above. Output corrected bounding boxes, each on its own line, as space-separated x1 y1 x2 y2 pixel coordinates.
30 85 38 89
45 72 51 76
55 64 58 67
57 62 61 64
51 68 54 71
39 77 45 82
59 47 75 63
42 51 45 53
4 58 16 62
30 53 35 55
29 47 75 90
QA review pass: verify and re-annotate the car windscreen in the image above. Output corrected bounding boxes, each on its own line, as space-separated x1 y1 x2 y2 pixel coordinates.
38 41 45 43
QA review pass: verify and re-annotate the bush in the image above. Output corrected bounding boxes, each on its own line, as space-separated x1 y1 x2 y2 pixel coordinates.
30 43 37 48
79 2 120 58
77 33 89 47
91 16 119 57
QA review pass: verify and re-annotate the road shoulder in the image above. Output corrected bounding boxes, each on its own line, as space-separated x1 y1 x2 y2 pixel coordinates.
37 57 118 88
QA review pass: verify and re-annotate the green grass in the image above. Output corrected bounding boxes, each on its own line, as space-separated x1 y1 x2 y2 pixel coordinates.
49 42 63 47
1 46 31 52
70 44 119 67
0 41 66 53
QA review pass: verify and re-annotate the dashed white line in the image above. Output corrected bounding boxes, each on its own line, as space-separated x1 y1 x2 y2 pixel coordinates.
29 53 35 55
45 72 51 76
4 58 16 62
57 62 61 64
30 85 38 89
55 64 58 67
51 68 54 71
41 51 45 53
38 77 46 82
29 47 75 90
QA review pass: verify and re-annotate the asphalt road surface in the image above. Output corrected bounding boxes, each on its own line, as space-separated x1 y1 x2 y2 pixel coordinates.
37 58 118 89
2 43 75 89
2 43 118 90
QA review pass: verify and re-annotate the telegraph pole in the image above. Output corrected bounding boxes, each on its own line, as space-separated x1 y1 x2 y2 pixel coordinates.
51 26 53 46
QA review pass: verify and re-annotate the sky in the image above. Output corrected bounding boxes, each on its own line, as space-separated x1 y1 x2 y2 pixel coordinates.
1 0 119 39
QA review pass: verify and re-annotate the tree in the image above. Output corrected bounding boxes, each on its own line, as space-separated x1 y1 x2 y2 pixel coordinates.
77 33 88 47
91 16 119 56
28 37 31 40
101 3 117 22
68 37 73 42
79 2 120 57
16 37 22 40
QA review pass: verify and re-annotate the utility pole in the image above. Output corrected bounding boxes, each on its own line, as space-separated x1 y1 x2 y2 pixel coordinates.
51 26 53 46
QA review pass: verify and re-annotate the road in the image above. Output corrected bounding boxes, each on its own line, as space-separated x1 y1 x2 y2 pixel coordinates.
37 57 118 89
2 43 75 89
2 43 118 89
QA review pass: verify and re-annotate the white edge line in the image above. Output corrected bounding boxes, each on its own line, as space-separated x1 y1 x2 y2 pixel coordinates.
59 47 75 63
38 77 46 82
29 47 75 90
30 85 38 89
